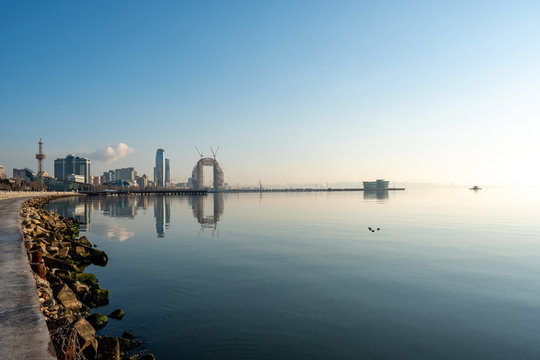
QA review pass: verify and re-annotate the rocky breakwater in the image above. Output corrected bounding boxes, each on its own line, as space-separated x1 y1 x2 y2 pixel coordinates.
21 197 155 360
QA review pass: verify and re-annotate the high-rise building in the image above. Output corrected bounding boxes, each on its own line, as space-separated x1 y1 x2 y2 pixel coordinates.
136 174 148 188
115 167 137 181
91 176 101 186
54 154 91 183
13 168 35 182
154 149 164 187
165 158 170 185
0 165 5 179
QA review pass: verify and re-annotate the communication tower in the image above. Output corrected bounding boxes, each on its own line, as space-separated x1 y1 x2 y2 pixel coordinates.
35 138 46 185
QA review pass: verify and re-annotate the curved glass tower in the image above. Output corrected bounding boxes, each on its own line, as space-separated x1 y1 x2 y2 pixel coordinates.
155 148 164 187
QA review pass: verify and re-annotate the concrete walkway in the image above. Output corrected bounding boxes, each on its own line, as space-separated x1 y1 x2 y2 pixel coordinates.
0 196 57 360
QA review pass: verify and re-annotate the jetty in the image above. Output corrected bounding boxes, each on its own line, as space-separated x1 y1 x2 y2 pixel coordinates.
80 188 405 195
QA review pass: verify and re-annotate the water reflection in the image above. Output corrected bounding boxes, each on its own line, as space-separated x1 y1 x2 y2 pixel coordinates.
189 193 224 236
46 200 91 231
363 190 389 201
153 196 172 238
48 194 225 239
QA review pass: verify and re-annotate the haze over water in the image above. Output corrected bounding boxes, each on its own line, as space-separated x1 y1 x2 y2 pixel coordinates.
47 188 540 359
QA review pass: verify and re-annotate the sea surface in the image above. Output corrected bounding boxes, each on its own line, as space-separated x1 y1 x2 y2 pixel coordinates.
47 188 540 359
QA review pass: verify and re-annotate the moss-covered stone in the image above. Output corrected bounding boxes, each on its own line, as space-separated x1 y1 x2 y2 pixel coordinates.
108 309 124 320
96 336 119 360
121 331 136 339
87 313 108 330
75 273 98 286
89 249 108 267
84 286 109 308
119 337 143 352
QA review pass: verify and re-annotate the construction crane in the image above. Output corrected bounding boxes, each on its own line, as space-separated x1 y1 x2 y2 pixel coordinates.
211 146 220 160
195 146 204 159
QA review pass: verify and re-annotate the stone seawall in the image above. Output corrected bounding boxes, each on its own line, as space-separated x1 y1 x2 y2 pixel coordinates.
0 195 64 360
19 195 155 360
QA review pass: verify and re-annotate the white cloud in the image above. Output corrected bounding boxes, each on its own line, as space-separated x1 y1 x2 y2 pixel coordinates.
85 143 134 162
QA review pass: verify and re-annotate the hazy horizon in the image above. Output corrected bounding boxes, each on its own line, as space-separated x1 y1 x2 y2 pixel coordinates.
1 1 539 186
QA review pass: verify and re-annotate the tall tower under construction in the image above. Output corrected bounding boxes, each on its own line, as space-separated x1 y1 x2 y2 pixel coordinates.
35 138 46 185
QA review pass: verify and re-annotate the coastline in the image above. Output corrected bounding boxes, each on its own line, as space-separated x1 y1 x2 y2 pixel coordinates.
0 192 155 360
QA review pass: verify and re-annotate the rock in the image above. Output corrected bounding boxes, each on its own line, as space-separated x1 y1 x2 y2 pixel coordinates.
83 338 99 360
78 236 92 247
57 247 69 257
119 337 143 352
122 331 136 339
139 354 156 360
89 248 108 267
73 318 96 351
108 309 125 320
84 286 109 307
75 272 98 286
69 281 90 295
55 269 74 284
47 246 59 256
75 246 87 256
56 284 82 312
43 255 78 271
80 303 91 317
87 313 109 330
97 336 120 360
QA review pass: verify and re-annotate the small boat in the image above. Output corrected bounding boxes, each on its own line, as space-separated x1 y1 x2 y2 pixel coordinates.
470 186 481 190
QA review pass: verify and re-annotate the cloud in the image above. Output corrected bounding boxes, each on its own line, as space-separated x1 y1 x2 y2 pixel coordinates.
106 226 135 242
85 143 134 162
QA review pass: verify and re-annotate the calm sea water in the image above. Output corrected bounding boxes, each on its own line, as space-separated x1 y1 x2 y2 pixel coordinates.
47 188 540 359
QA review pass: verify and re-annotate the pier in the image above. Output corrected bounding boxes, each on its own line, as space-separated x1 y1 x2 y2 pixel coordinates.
80 188 405 195
80 189 208 196
218 188 405 193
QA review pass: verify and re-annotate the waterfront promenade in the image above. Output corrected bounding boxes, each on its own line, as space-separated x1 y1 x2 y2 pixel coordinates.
0 192 77 360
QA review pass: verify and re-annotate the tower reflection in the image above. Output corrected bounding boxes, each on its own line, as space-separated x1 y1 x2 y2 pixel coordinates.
189 193 224 235
48 194 226 239
154 196 165 238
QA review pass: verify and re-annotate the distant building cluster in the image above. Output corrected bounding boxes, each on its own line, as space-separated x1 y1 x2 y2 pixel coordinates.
362 179 390 190
54 154 91 184
3 139 399 193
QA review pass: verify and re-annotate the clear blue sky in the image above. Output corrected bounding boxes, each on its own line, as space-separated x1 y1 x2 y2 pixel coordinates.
1 1 539 185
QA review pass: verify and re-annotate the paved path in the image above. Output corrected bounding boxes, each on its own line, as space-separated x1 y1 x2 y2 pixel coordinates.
0 196 57 360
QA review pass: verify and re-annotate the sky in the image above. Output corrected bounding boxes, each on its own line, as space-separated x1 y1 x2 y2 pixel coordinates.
1 0 539 186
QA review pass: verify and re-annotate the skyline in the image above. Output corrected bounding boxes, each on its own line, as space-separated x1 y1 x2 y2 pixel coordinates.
1 1 540 186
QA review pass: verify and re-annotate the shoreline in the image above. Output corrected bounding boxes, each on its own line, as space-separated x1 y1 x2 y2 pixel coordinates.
0 193 155 360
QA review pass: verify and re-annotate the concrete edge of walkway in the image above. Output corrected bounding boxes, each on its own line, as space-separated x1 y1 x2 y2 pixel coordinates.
0 195 63 360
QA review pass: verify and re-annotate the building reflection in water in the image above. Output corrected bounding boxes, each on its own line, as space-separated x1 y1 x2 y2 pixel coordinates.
363 190 389 201
48 195 150 235
49 194 225 239
48 199 92 231
153 195 171 238
189 193 224 236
